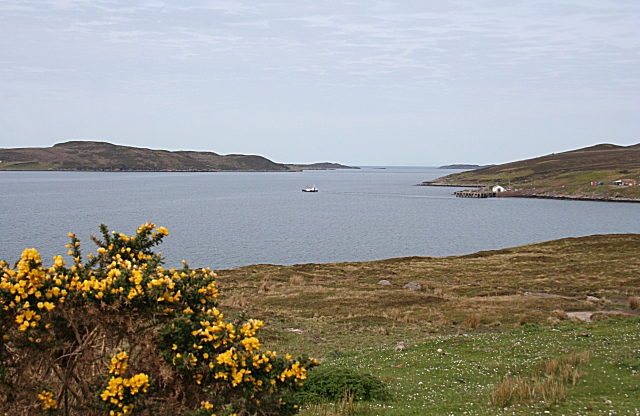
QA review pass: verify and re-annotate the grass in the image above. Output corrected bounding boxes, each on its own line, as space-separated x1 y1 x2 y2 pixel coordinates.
428 143 640 200
298 318 640 415
210 234 640 415
0 161 60 170
491 351 590 407
215 234 640 357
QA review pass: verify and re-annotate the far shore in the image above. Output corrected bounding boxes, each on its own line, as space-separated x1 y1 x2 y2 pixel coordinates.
417 181 640 203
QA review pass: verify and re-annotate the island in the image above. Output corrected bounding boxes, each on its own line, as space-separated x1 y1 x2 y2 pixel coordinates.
285 162 359 171
438 164 494 170
420 143 640 202
0 141 358 172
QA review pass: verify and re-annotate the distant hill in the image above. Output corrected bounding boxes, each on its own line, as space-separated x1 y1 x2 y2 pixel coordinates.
420 143 640 201
286 162 359 171
0 141 291 172
438 164 494 170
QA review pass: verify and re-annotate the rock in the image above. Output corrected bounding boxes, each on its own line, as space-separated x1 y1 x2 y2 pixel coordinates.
404 282 422 291
395 342 407 351
566 312 595 322
377 279 392 285
284 328 307 334
587 296 599 301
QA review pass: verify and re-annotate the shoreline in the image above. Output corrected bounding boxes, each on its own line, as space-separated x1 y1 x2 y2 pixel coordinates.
498 193 640 204
418 182 640 203
0 166 359 173
415 181 486 187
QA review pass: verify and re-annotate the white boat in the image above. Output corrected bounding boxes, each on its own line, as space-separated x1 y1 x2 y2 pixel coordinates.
302 185 318 192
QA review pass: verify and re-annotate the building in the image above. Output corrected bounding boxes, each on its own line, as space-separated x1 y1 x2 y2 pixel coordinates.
615 179 638 186
492 185 506 193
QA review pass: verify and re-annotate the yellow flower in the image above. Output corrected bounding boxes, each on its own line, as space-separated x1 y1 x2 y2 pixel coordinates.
109 351 129 375
38 390 57 410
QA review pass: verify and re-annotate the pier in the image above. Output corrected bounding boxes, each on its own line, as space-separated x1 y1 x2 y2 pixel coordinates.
454 190 496 198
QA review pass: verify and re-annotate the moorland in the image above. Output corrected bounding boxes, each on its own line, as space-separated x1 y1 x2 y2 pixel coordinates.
423 143 640 201
214 234 640 415
0 141 355 172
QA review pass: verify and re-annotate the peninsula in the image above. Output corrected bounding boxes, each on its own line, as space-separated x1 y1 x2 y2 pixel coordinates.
0 141 356 172
420 143 640 202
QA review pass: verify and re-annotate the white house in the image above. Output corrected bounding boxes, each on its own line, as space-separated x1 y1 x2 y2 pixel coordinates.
492 185 506 193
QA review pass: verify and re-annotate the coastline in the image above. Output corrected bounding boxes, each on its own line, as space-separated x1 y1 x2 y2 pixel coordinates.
418 182 640 203
497 193 640 203
415 181 486 187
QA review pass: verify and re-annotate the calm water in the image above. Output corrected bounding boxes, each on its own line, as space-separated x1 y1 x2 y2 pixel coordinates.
1 168 638 270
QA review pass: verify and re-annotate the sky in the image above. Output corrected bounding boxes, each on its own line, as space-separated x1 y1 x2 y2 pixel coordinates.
1 1 639 166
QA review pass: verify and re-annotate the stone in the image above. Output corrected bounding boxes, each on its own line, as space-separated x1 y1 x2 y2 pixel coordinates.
394 342 407 351
377 279 392 285
404 282 422 291
587 296 599 301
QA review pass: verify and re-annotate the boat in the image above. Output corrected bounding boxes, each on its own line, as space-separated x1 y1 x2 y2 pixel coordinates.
302 185 318 192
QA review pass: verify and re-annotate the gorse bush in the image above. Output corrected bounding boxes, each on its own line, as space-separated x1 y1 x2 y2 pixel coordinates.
297 367 390 404
0 223 316 416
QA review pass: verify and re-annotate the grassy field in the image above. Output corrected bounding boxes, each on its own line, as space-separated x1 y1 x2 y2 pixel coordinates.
215 234 640 356
299 319 640 415
213 234 640 414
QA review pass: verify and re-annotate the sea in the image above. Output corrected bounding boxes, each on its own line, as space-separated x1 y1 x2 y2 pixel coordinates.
1 167 639 270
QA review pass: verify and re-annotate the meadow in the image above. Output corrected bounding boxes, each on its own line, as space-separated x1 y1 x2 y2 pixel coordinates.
214 234 640 415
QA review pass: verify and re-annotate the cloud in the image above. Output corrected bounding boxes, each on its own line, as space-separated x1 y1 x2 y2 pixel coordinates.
1 0 639 162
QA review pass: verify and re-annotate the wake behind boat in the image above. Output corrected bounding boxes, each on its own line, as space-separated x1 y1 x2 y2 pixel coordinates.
302 185 318 192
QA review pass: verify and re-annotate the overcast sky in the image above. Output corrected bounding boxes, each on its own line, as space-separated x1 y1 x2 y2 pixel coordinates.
1 1 638 165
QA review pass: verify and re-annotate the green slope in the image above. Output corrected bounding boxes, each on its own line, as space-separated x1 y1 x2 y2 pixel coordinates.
423 143 640 200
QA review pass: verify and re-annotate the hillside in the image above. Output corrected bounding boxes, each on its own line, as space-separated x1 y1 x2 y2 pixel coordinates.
421 143 640 200
0 141 290 172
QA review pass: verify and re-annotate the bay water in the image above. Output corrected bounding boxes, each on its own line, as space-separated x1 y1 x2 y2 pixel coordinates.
1 168 638 270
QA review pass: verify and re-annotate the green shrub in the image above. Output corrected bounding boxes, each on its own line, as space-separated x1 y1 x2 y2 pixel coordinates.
298 367 390 403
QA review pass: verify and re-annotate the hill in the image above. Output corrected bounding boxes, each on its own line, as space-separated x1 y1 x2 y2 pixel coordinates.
285 162 359 170
438 164 494 169
0 141 291 172
421 143 640 200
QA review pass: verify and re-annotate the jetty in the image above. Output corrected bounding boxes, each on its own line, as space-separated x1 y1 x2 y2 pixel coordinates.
454 190 496 198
